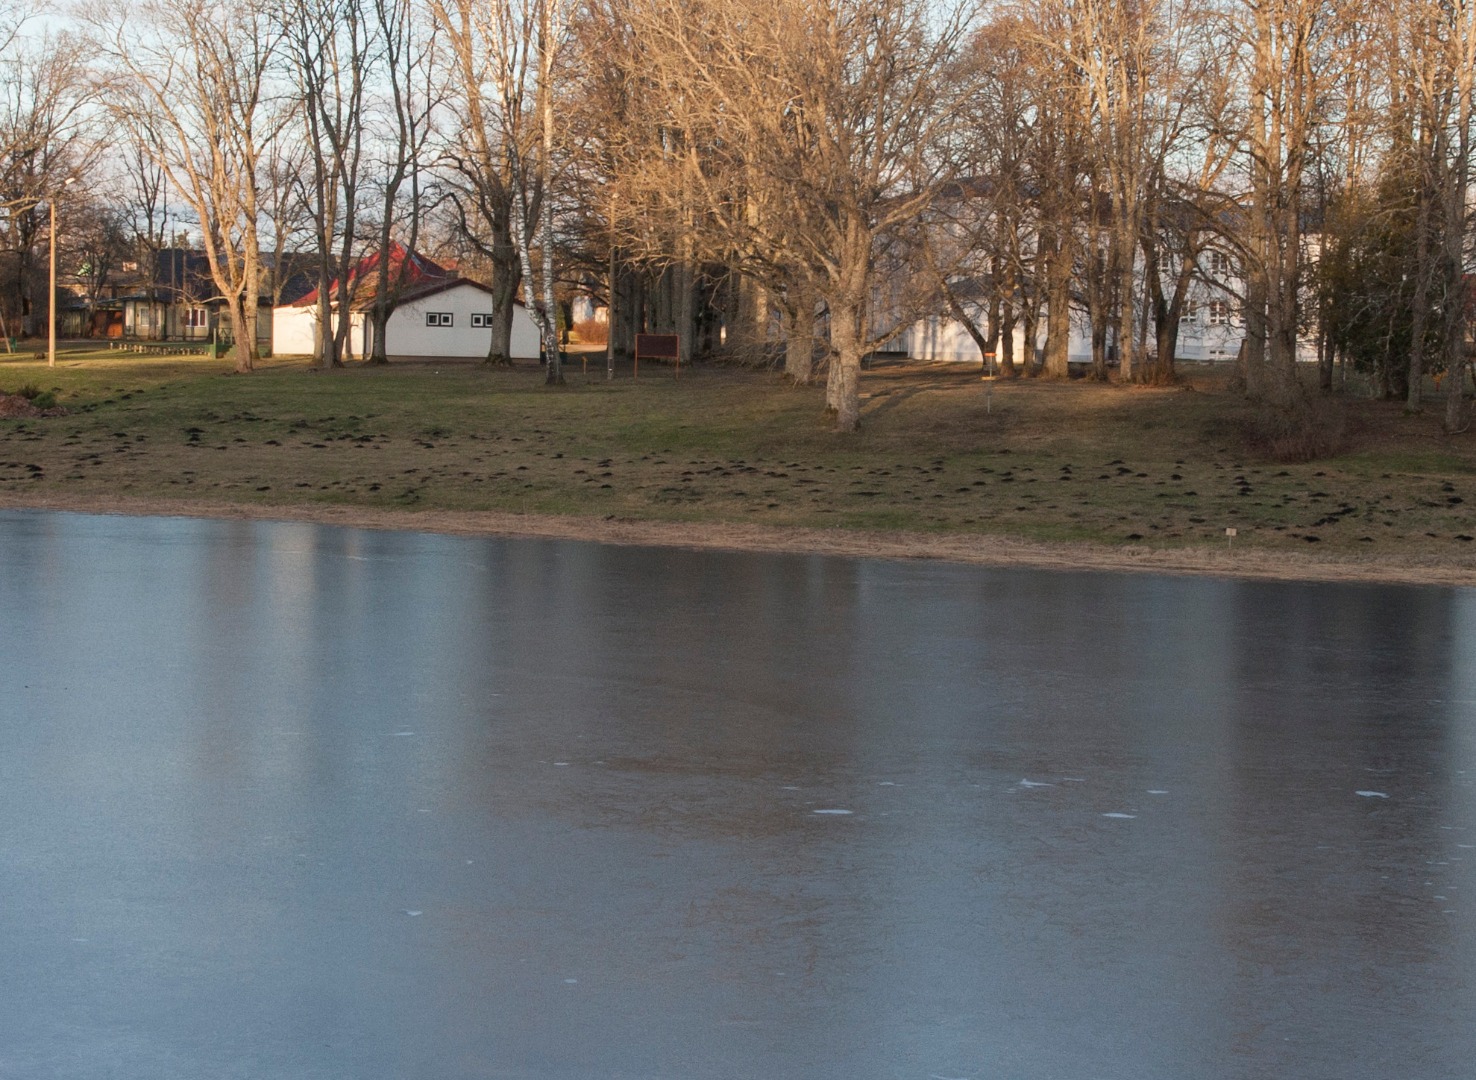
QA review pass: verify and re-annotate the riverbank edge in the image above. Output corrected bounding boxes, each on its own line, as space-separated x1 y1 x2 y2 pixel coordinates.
3 492 1473 588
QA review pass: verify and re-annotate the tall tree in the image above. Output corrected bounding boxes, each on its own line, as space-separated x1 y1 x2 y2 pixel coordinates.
621 0 980 429
430 0 540 367
0 18 95 334
85 0 283 373
364 0 440 365
1229 0 1339 405
463 0 574 383
1434 0 1476 433
279 0 374 369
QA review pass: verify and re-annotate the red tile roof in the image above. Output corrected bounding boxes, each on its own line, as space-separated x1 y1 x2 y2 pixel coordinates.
292 243 452 308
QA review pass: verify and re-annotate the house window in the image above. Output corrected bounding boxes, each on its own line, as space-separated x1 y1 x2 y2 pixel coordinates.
470 313 494 328
1180 302 1198 323
426 312 453 327
186 307 208 328
1207 300 1232 325
1207 251 1232 276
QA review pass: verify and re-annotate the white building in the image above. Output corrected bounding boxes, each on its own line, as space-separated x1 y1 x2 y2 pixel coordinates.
273 277 541 361
889 227 1318 367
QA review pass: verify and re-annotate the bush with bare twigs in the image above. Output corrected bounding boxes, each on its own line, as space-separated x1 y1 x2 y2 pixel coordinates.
1241 397 1350 462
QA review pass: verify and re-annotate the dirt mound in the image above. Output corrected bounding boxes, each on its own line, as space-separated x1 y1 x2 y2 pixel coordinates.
0 393 65 418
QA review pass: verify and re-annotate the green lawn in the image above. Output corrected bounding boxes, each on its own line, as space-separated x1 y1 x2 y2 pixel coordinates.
2 347 1474 564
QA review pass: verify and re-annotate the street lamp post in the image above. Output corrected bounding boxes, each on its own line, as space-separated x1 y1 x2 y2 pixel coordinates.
48 176 76 369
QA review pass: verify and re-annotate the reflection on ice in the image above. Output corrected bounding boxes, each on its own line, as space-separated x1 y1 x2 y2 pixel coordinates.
1 509 1474 1080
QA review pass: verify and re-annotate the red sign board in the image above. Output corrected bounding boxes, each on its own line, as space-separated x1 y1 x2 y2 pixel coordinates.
634 333 681 378
636 334 680 358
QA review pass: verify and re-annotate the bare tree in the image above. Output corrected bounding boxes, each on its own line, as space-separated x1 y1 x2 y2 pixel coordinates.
472 0 574 383
84 0 284 373
1435 0 1476 432
68 195 130 326
1028 0 1155 381
430 0 535 366
1226 0 1341 405
1009 0 1093 380
364 0 440 365
0 19 96 334
618 0 980 430
279 0 374 368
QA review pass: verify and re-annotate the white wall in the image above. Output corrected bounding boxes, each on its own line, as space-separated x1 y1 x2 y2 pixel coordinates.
273 306 317 356
900 307 1318 366
272 288 538 360
272 308 363 357
899 314 1063 365
389 286 540 359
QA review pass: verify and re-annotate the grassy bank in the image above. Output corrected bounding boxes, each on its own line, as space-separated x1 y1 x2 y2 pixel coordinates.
2 347 1474 580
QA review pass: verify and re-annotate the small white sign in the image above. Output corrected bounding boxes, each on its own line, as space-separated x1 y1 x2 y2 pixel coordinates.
1225 527 1238 537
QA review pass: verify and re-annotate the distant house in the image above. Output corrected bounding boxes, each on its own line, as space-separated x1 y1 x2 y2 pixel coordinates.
104 248 286 352
892 256 1321 367
273 244 540 360
876 181 1321 368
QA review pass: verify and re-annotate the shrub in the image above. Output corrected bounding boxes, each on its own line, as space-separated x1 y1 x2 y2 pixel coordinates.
570 318 607 345
1242 396 1349 462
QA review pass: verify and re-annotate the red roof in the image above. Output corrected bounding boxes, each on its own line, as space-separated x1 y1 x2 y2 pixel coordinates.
293 243 453 308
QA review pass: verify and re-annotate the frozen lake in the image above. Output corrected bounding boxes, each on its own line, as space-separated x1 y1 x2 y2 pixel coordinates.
2 509 1474 1079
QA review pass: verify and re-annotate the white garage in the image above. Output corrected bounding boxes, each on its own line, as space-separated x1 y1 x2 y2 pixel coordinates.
273 278 541 361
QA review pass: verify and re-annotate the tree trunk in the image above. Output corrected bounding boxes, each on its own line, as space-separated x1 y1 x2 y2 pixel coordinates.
675 257 696 366
538 0 562 387
830 298 863 432
998 299 1017 377
785 284 816 384
368 307 390 365
368 234 391 365
1042 236 1072 379
1269 268 1302 406
486 231 520 364
1154 314 1180 383
605 243 618 378
1239 269 1268 399
316 288 336 370
1143 237 1183 386
1441 68 1472 434
1406 134 1436 410
1089 302 1109 381
727 271 768 362
1023 298 1041 375
228 295 255 373
1116 230 1137 382
1087 243 1111 380
944 289 992 369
